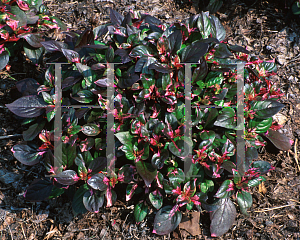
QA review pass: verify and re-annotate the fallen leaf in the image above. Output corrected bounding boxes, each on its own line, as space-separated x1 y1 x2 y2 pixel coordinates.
179 212 201 236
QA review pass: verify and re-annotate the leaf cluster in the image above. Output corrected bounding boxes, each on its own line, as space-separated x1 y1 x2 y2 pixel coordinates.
6 9 292 237
0 0 67 69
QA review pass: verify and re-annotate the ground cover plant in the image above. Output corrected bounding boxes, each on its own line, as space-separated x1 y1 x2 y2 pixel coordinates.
5 8 293 237
0 0 66 70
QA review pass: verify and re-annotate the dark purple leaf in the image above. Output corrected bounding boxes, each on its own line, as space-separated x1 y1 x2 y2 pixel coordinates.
55 170 79 185
75 29 94 49
136 161 157 187
121 12 132 27
88 157 107 173
192 58 208 83
81 44 108 49
23 121 46 141
24 178 53 202
115 49 131 64
91 63 106 71
16 78 40 96
62 76 82 89
181 41 209 63
148 62 173 73
41 40 68 52
210 198 236 237
93 25 109 39
118 71 140 88
87 173 108 191
210 15 226 42
245 147 258 163
94 78 109 87
83 190 104 213
142 15 161 25
126 24 139 35
168 30 182 55
153 205 182 235
264 129 291 151
109 8 124 26
79 138 95 152
119 164 135 183
253 100 285 119
228 45 249 54
19 33 43 48
134 201 148 223
221 161 236 173
12 142 42 166
151 149 169 169
135 56 156 73
62 48 80 62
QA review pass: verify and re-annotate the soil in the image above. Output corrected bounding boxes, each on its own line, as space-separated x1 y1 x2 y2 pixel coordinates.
0 0 300 239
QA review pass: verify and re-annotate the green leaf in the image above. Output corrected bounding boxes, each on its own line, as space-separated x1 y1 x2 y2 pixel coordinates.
23 121 46 141
136 161 157 187
168 168 185 187
62 143 76 168
82 123 100 136
24 44 44 65
215 179 233 198
149 189 163 210
214 108 236 129
72 184 89 216
197 12 212 39
10 6 27 27
168 139 190 158
76 63 94 87
251 160 274 175
72 90 94 103
236 191 252 216
200 179 214 193
247 176 266 187
129 45 153 58
248 117 272 133
205 71 223 86
134 201 148 223
0 50 9 70
214 43 233 58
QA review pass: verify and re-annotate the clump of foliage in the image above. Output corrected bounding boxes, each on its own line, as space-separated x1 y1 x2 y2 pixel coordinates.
7 9 292 237
177 0 223 14
292 0 300 14
0 0 66 70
